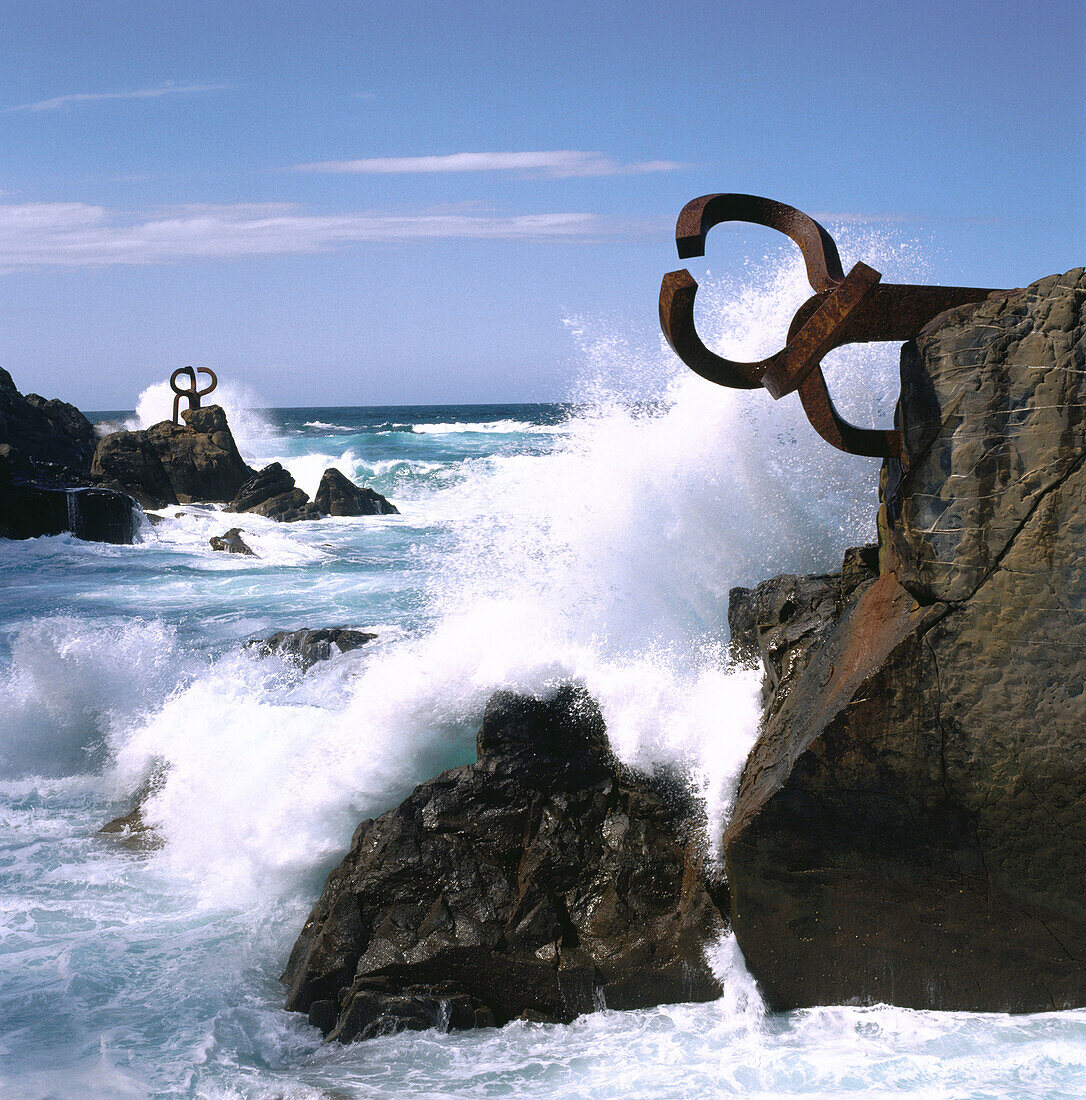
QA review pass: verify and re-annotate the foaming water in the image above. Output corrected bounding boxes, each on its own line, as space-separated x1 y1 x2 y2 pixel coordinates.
3 234 1084 1097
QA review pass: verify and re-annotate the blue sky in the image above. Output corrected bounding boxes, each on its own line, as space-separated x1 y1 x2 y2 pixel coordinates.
1 0 1083 409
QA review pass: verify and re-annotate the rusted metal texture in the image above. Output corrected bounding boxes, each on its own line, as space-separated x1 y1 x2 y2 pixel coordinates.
170 366 218 425
659 193 1008 461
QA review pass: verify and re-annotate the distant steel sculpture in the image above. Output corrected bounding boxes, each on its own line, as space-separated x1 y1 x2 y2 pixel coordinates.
659 194 1007 462
170 366 218 425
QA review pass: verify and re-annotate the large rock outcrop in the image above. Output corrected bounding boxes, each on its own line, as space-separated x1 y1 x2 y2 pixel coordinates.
0 369 139 543
314 468 398 516
283 687 727 1042
226 462 322 522
0 367 98 480
92 406 255 507
724 269 1086 1013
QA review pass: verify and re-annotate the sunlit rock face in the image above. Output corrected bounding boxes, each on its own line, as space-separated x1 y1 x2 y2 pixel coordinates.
92 404 255 508
725 269 1086 1013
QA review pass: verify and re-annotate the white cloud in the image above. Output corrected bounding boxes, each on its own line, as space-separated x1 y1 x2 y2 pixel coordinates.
0 201 639 269
291 150 683 178
2 81 228 114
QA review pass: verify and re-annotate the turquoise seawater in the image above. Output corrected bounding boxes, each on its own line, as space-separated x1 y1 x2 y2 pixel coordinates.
3 244 1085 1098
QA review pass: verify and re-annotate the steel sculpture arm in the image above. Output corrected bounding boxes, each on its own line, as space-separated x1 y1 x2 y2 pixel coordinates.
659 194 1006 461
170 366 218 425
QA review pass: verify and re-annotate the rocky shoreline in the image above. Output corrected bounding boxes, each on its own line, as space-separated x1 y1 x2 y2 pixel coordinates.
0 370 397 541
10 269 1084 1040
280 268 1085 1039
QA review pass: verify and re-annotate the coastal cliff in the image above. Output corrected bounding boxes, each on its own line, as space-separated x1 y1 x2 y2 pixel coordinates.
724 269 1086 1012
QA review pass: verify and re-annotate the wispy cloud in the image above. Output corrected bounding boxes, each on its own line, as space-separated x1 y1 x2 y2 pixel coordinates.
0 201 643 270
2 81 228 114
291 150 683 178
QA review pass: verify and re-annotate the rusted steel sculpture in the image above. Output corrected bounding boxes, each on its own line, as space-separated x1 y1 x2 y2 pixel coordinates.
170 366 218 425
659 194 1007 462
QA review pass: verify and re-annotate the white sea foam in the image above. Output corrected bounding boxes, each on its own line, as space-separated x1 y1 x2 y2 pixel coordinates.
300 420 355 431
0 618 191 780
383 419 561 435
88 235 914 907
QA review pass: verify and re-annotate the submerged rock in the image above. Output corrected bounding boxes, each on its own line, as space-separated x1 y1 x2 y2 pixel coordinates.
283 687 727 1042
245 626 375 669
100 805 162 851
725 269 1086 1013
314 467 398 516
209 527 256 556
226 462 322 522
92 405 255 508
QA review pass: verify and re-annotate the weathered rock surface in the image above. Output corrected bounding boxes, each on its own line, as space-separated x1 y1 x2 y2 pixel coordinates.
209 527 256 556
314 467 398 516
725 269 1086 1013
245 626 375 669
283 687 727 1042
0 366 98 479
92 405 255 508
227 462 322 522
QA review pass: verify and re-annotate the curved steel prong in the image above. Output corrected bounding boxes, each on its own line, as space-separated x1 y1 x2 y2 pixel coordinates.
659 269 765 389
660 192 1009 463
797 369 903 461
675 193 844 293
171 365 219 425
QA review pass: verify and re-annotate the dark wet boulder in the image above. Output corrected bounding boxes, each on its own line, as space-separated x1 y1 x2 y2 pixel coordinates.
0 366 98 479
245 626 375 669
209 527 256 556
314 467 398 516
91 405 255 507
227 462 322 522
0 462 139 544
283 686 728 1042
724 269 1086 1014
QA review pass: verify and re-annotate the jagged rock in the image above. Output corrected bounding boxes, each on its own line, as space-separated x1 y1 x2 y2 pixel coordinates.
724 269 1086 1013
226 462 322 522
283 687 727 1042
314 468 398 516
727 544 879 711
0 366 98 479
245 626 375 669
0 370 141 543
209 527 255 556
91 405 255 507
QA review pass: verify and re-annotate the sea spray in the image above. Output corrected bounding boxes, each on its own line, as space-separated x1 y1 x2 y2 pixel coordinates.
0 617 191 780
3 234 1086 1097
91 236 912 909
